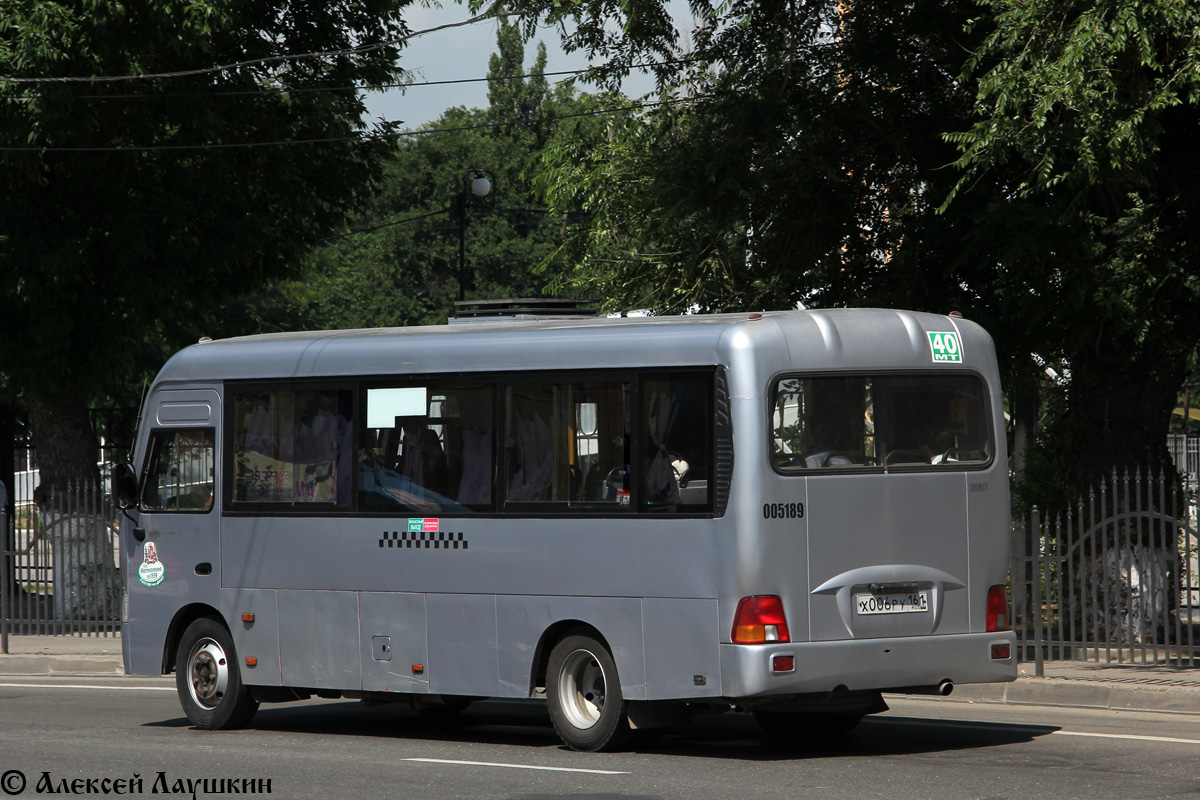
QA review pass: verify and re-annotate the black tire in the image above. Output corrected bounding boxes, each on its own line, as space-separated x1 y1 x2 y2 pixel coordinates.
175 617 259 730
753 710 863 744
546 631 633 752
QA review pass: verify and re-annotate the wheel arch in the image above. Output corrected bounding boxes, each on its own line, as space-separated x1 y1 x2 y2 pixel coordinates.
529 620 611 696
162 603 223 674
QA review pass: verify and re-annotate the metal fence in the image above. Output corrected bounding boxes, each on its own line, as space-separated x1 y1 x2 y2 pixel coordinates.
1013 469 1200 675
1 480 122 649
5 436 1200 679
1168 433 1199 489
2 428 129 649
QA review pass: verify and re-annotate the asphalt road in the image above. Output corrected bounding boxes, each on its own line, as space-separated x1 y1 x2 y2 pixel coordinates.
1 676 1199 800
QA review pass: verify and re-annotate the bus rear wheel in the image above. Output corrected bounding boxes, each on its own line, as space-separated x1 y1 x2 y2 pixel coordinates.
546 631 632 752
175 617 259 730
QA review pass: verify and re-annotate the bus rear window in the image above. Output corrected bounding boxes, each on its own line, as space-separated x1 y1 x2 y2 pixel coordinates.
771 374 991 471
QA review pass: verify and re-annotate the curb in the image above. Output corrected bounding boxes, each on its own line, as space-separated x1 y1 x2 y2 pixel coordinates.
0 653 124 677
916 677 1200 715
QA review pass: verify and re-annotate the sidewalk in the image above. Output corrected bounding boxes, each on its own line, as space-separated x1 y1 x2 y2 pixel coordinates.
0 634 124 677
3 634 1200 715
946 659 1200 715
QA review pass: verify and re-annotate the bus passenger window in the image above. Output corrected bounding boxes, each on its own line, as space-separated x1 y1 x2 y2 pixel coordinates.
639 375 712 511
141 430 215 512
569 382 629 506
502 380 630 510
231 389 353 506
506 384 562 502
359 381 493 513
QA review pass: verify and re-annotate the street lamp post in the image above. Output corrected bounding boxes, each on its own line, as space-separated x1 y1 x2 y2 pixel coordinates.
456 168 495 302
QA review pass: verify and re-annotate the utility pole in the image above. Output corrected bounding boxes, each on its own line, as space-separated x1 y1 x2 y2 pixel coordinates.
455 169 495 302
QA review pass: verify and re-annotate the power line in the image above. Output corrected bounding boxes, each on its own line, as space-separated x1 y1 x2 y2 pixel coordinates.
400 95 702 138
0 96 701 152
320 207 450 242
0 61 684 102
0 133 385 153
0 13 521 85
319 197 592 243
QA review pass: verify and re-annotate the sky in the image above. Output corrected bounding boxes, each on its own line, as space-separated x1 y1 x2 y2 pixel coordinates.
363 4 685 129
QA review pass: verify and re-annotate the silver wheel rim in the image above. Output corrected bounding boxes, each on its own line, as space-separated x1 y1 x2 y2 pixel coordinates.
188 638 229 710
557 648 607 730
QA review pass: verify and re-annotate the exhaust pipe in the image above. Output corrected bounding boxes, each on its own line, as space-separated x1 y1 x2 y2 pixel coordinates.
890 680 954 697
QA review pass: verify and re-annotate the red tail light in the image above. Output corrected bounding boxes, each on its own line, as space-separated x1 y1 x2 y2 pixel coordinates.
732 595 790 643
986 584 1009 632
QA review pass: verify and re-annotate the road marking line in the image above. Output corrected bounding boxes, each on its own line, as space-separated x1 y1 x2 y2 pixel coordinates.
404 758 629 775
1052 730 1200 745
872 717 1045 733
875 716 1200 745
0 682 174 692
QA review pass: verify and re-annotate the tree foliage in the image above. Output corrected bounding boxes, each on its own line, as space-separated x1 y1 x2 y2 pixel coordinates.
0 0 409 486
237 21 612 333
500 0 1200 505
947 0 1200 498
525 0 991 316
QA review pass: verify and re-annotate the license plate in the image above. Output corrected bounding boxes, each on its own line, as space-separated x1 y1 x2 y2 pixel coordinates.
855 591 929 615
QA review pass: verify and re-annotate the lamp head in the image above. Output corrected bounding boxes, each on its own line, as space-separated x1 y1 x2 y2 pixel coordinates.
470 175 492 197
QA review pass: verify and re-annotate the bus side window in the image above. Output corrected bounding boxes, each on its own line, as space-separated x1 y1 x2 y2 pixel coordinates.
639 375 712 511
506 383 562 502
569 382 629 506
231 389 353 506
502 380 631 510
359 381 493 513
141 429 215 512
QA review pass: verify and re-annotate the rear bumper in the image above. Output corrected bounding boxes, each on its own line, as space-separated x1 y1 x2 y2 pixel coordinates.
720 631 1017 699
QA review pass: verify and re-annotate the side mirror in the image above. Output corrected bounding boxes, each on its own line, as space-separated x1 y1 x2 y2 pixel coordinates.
111 463 138 509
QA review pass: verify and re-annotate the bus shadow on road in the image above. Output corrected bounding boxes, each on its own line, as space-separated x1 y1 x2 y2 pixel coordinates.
146 699 1057 761
627 711 1055 761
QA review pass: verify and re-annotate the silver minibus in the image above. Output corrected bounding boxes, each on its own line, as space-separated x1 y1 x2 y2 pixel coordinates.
113 308 1016 751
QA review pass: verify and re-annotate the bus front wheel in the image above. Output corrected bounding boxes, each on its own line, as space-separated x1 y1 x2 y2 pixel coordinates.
546 631 632 752
175 617 259 730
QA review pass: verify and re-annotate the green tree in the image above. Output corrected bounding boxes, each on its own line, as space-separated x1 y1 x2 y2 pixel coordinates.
0 0 409 491
946 0 1200 497
506 0 1200 504
527 0 991 316
248 21 610 332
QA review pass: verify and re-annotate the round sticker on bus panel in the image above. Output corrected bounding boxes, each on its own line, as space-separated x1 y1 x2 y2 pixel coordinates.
138 542 165 587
